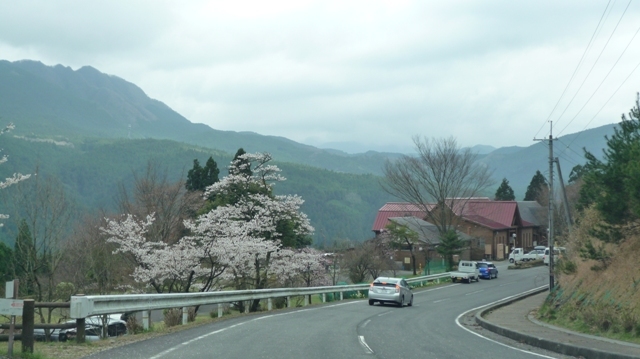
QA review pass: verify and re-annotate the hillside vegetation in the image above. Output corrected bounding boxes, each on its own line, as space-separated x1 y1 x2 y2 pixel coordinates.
0 136 395 246
537 95 640 343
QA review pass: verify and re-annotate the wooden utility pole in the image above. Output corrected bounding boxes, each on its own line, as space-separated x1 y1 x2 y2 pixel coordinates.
535 122 555 291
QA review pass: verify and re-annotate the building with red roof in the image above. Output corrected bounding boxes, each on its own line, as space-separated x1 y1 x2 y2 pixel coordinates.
372 199 545 261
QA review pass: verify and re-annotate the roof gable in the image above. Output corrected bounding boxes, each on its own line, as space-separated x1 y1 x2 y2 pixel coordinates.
372 202 432 232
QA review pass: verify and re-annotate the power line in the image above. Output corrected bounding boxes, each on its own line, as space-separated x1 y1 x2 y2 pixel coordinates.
562 55 640 151
553 0 632 131
558 0 639 137
533 0 613 140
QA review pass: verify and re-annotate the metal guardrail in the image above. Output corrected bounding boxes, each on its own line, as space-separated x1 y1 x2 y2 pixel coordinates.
70 272 451 322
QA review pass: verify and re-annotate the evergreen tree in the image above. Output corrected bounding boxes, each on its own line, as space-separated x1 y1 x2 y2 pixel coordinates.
0 242 13 282
494 178 515 201
578 94 640 226
186 157 220 192
436 230 464 271
202 157 220 188
524 170 546 202
185 159 203 191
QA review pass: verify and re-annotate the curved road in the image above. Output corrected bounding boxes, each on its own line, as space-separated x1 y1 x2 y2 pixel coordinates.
85 265 570 359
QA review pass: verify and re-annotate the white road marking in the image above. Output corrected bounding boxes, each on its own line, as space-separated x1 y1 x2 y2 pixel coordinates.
377 311 391 317
433 298 449 303
149 300 361 358
465 290 484 296
361 319 371 328
358 335 374 354
500 282 515 287
454 286 557 359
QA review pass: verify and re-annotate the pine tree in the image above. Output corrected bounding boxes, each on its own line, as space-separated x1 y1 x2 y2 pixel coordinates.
202 157 220 188
494 178 515 201
0 242 13 282
436 230 464 271
524 170 546 202
185 159 203 191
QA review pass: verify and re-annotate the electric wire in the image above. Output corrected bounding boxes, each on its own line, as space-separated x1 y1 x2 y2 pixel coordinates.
552 0 631 131
561 54 640 153
558 0 639 137
532 0 613 140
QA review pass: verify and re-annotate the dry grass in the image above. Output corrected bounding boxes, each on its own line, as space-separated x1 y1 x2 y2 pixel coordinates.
538 207 640 343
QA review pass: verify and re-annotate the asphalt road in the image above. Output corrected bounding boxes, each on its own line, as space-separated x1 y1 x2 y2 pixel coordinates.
85 264 569 359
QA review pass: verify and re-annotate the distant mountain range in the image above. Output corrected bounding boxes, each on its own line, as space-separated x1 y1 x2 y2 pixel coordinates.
0 60 618 239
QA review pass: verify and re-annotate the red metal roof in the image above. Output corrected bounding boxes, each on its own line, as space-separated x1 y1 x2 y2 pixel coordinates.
371 202 432 232
373 199 521 232
457 200 518 230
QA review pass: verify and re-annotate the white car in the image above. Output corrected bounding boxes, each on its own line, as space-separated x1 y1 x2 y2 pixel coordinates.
522 249 544 261
368 277 414 307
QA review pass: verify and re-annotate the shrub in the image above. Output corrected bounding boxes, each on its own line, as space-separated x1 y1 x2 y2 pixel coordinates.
163 308 182 327
126 315 144 334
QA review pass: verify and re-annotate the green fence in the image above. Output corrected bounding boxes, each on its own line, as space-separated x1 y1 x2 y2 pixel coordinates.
422 260 451 275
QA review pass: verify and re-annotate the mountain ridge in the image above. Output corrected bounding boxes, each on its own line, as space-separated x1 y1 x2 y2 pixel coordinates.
0 59 617 198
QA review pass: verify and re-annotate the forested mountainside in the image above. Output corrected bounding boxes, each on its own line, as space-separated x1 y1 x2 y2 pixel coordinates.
0 59 401 175
0 136 395 246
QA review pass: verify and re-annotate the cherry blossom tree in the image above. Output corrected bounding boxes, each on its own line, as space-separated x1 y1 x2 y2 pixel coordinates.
102 152 320 311
198 152 315 311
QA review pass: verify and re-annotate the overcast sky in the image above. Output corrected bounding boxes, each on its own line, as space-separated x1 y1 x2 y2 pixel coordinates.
2 1 640 153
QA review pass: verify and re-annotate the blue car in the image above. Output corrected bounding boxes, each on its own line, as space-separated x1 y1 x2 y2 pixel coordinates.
476 261 498 279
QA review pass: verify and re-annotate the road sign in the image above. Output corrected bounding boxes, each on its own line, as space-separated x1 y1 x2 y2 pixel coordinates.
0 298 24 316
5 280 14 298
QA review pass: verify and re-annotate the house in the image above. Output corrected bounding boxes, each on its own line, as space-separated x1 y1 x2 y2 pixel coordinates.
372 199 544 262
375 215 475 271
371 202 432 235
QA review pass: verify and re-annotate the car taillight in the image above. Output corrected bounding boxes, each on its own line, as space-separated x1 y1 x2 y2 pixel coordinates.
395 284 400 293
370 283 374 289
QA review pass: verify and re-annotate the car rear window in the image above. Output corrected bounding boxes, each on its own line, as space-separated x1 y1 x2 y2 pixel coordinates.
477 263 488 268
373 279 398 286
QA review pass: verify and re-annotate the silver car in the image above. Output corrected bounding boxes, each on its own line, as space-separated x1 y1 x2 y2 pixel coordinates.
368 277 413 307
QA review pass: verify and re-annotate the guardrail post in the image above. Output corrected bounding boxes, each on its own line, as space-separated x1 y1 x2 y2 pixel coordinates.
142 310 150 330
340 292 343 301
182 307 188 325
304 295 308 306
287 296 291 308
21 299 34 354
436 278 440 284
76 318 85 343
267 298 272 311
218 304 223 318
244 302 249 313
322 293 326 303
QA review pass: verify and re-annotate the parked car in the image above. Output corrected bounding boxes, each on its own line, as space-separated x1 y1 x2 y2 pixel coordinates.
543 247 566 266
61 313 127 342
522 249 544 261
476 261 498 279
368 277 413 307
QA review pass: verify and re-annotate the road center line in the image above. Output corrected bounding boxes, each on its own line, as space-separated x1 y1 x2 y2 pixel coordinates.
361 319 371 328
465 290 484 296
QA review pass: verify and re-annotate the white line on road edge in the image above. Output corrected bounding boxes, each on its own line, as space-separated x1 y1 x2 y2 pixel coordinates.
149 300 361 358
454 286 556 359
359 335 374 354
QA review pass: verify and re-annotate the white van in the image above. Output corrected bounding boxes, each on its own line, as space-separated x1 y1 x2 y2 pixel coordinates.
543 247 566 265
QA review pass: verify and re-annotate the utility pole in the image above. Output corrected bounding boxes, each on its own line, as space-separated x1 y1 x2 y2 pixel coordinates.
535 122 555 291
